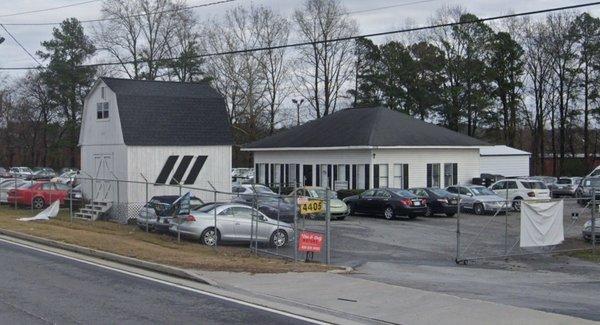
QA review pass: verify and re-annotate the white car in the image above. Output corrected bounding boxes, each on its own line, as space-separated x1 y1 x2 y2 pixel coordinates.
9 167 33 179
51 171 78 185
231 184 277 197
489 179 551 211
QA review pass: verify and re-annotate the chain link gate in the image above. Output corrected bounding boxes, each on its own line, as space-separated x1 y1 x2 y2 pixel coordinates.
455 194 597 264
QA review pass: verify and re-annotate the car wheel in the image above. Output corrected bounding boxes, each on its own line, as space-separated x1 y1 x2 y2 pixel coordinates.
200 228 219 246
407 214 418 219
512 197 522 212
446 213 456 217
32 197 45 209
383 206 395 220
336 215 346 221
347 203 355 216
473 203 484 215
270 229 288 247
424 206 432 217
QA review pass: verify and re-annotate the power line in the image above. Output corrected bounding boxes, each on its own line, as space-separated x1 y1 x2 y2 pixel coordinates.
1 1 599 71
0 0 238 26
0 24 40 66
0 0 100 18
347 0 439 15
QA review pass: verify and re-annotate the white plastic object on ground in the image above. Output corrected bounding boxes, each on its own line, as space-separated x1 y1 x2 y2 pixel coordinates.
18 200 60 221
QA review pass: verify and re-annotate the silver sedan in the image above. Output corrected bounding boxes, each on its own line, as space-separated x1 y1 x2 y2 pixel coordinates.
169 203 294 247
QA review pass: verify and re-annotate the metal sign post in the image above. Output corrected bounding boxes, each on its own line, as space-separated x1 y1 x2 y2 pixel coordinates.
293 181 298 263
456 190 461 263
592 189 596 254
325 187 331 265
140 173 149 233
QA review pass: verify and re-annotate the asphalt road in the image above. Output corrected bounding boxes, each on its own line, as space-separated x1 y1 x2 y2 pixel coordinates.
0 240 314 325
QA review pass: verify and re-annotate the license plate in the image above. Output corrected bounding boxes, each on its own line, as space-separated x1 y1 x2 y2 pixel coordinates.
413 201 421 206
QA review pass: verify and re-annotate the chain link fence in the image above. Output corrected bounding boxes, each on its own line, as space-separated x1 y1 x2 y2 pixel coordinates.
455 195 597 264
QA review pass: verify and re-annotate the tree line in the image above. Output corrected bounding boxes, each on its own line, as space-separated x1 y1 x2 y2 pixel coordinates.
0 0 599 176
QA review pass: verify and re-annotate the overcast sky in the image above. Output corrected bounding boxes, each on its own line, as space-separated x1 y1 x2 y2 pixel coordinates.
1 0 599 77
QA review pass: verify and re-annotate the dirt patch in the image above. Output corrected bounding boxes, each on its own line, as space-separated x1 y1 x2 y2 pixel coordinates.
0 206 331 273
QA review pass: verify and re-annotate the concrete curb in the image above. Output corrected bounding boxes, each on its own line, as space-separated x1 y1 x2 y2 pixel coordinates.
0 228 217 286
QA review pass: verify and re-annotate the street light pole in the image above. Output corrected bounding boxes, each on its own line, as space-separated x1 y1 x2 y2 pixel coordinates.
291 98 304 126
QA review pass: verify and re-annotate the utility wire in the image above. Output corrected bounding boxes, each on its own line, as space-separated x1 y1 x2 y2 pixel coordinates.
0 0 238 26
0 24 41 66
0 0 100 18
1 1 599 71
347 0 439 15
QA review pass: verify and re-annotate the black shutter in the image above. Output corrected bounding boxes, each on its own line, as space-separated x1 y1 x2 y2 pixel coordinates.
265 164 269 185
403 164 409 189
270 164 275 186
316 165 321 186
296 165 300 187
345 165 350 187
285 164 290 186
427 164 432 187
304 165 312 186
280 164 284 187
453 163 458 185
374 164 379 188
352 165 357 189
327 165 332 188
333 165 338 182
365 164 370 189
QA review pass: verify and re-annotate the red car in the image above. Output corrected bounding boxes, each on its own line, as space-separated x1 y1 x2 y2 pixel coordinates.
7 182 71 209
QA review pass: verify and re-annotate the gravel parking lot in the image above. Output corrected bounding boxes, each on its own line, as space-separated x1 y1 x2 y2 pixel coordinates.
262 199 600 321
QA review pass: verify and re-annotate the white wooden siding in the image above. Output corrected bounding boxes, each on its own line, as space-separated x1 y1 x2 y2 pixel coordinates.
373 148 480 188
80 144 128 202
480 155 530 177
79 80 125 146
127 145 232 202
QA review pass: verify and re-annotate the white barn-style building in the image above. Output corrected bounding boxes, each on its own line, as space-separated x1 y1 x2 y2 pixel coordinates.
79 77 233 208
479 145 531 177
243 107 488 190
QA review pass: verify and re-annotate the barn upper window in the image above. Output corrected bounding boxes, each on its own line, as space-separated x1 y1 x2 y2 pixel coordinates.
97 102 109 120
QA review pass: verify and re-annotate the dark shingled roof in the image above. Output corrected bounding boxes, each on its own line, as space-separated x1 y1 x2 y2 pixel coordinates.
101 77 233 146
245 107 487 149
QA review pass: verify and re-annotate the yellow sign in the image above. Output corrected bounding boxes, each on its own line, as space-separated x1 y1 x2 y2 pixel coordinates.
300 199 324 215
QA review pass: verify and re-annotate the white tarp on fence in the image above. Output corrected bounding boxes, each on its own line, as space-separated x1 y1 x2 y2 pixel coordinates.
18 200 60 221
520 200 564 247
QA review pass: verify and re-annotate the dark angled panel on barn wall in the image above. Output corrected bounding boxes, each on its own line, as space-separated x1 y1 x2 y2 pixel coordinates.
170 155 193 185
155 155 179 184
184 156 207 184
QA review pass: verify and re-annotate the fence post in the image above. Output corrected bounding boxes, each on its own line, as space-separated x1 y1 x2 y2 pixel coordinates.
14 178 17 209
325 186 331 265
592 190 596 254
207 181 218 250
250 183 257 253
505 184 509 257
69 186 73 222
293 181 298 263
110 171 120 221
456 190 461 263
140 173 149 233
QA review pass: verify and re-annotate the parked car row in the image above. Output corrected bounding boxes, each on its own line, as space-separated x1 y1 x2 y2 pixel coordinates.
0 166 79 183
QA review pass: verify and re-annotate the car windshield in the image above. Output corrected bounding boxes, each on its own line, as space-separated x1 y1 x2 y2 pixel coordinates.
470 187 495 196
556 178 571 184
254 185 274 194
522 181 547 189
195 203 219 212
430 188 452 196
389 189 415 197
308 189 337 199
257 196 286 204
583 178 600 187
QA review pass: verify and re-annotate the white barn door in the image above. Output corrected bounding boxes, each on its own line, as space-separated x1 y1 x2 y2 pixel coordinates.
93 154 114 202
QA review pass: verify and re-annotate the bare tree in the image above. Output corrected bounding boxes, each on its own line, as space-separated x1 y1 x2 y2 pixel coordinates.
95 0 184 80
293 0 358 118
203 6 268 141
252 6 290 134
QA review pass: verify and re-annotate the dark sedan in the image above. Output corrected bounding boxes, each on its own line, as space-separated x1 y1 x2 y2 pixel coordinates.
408 187 458 217
343 188 427 220
231 195 296 223
137 195 204 232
